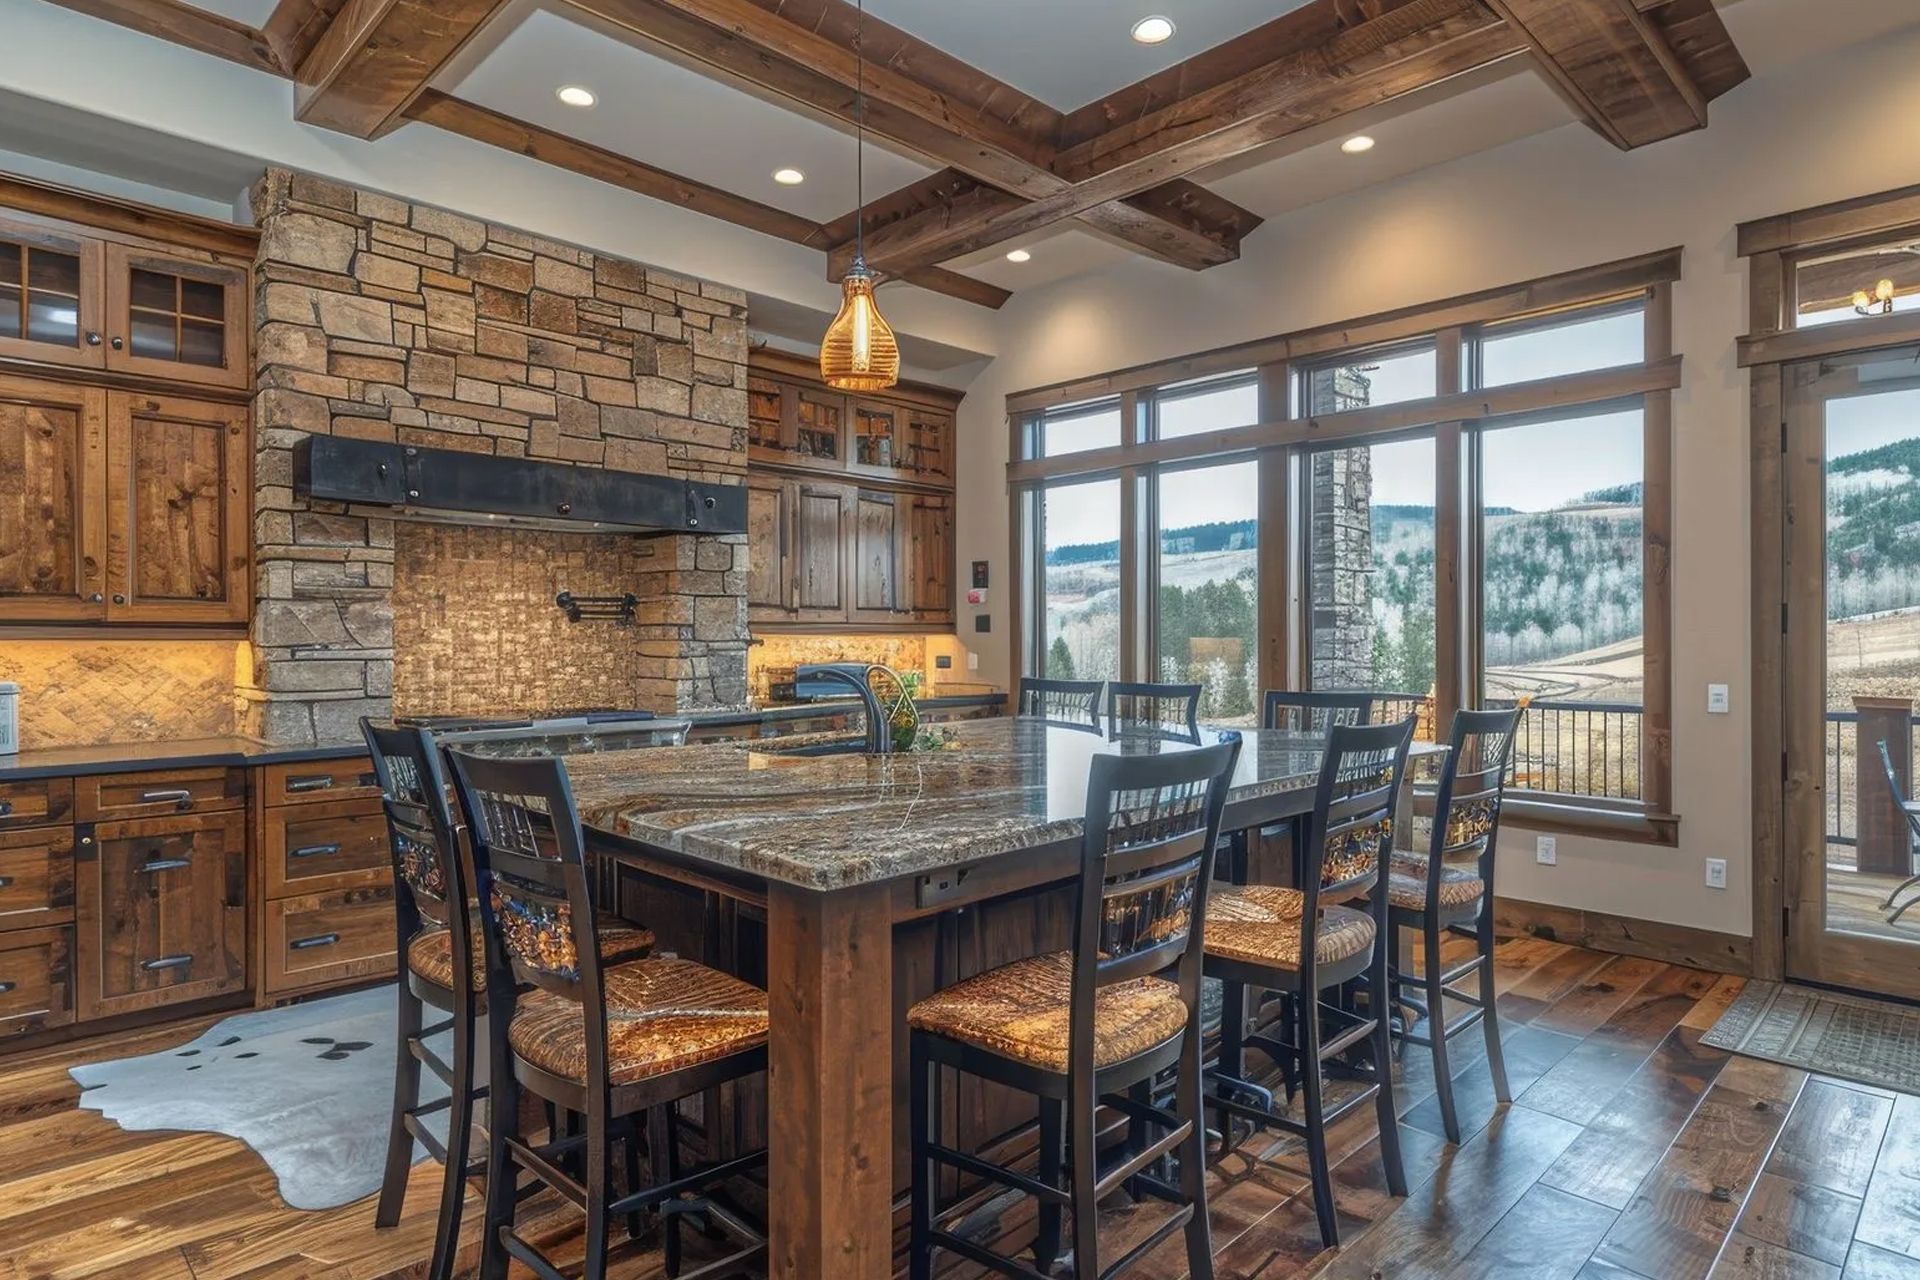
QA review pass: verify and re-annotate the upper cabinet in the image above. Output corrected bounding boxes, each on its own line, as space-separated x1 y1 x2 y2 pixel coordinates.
747 351 958 489
0 374 105 621
0 218 105 373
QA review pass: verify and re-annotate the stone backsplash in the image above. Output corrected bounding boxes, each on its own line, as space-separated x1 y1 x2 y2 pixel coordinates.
0 641 244 750
245 169 750 743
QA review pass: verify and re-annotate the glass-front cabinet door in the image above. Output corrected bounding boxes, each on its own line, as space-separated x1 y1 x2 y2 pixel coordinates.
794 387 843 466
904 405 953 484
0 219 105 371
103 246 248 389
1784 344 1920 1001
853 399 899 473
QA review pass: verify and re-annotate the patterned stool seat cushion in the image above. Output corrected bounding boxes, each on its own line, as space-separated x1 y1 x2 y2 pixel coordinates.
1205 885 1376 971
1385 854 1486 912
907 951 1189 1073
406 917 655 992
508 957 769 1086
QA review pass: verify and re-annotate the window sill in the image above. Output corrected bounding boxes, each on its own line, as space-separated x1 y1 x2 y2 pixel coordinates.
1501 797 1680 848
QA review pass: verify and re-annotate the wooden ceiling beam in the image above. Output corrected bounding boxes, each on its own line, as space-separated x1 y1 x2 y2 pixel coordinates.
406 92 1009 308
1481 0 1745 149
846 0 1525 279
563 0 1259 271
40 0 284 74
293 0 510 139
261 0 351 78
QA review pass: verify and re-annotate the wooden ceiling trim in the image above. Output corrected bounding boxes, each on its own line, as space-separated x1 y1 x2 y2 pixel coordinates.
407 91 1009 308
42 0 284 75
854 5 1526 278
261 0 351 78
565 0 1260 272
0 171 261 258
294 0 511 139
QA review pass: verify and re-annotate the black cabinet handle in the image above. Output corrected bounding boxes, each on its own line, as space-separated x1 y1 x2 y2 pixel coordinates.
285 775 335 793
0 876 14 890
138 857 191 874
290 933 340 951
139 789 193 809
109 336 124 351
290 843 341 859
0 801 11 817
0 981 14 995
141 954 192 971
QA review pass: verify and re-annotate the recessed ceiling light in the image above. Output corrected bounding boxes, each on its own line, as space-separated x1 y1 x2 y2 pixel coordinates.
1341 134 1376 154
1131 15 1175 44
772 168 806 186
556 85 597 108
1005 248 1032 263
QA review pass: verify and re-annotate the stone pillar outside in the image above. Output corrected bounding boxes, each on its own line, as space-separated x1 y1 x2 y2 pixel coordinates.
1855 695 1916 875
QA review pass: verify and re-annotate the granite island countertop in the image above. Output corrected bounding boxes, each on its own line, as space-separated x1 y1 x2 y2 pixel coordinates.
564 717 1446 892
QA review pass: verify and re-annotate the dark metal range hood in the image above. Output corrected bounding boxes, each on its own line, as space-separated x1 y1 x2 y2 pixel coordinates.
293 436 745 535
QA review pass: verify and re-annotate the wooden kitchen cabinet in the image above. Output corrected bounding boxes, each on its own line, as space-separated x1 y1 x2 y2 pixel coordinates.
746 474 793 621
262 884 397 997
103 245 249 390
906 492 955 624
792 481 852 621
0 217 105 372
0 374 106 622
106 392 250 622
852 487 903 622
74 810 249 1020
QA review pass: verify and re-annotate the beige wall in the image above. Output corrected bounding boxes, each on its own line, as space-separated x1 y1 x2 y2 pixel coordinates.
951 20 1920 938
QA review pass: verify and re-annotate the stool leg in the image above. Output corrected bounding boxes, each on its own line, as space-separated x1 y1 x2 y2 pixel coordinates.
376 985 424 1230
1178 1025 1215 1280
426 994 475 1280
1034 1098 1064 1274
1478 916 1510 1108
1069 1086 1100 1280
478 1033 518 1280
623 1114 645 1243
1424 919 1461 1145
1371 938 1406 1199
909 1035 937 1280
582 1105 611 1280
652 1105 683 1276
1301 987 1339 1249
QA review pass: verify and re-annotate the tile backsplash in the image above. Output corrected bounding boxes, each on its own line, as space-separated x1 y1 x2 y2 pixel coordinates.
0 640 244 750
747 633 985 702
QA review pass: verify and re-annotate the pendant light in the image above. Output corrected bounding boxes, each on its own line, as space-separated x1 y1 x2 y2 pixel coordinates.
820 0 899 391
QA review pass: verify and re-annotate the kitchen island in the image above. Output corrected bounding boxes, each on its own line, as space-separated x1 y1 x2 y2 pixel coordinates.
565 716 1444 1280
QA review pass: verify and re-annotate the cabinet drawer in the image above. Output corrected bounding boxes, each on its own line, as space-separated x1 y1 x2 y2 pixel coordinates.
0 778 74 833
260 758 380 807
0 927 74 1040
263 799 389 898
76 811 247 1020
0 828 76 932
75 767 246 822
262 885 397 996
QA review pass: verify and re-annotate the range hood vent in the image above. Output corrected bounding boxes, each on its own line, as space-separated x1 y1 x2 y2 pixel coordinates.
293 436 745 535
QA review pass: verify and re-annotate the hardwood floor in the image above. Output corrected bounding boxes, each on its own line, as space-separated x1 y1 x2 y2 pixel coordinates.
0 938 1915 1279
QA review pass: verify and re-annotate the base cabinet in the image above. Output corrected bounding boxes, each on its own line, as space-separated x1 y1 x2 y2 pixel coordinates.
262 884 397 996
74 810 248 1020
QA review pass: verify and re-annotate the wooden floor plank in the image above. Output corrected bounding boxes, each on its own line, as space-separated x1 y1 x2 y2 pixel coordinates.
1844 1240 1920 1279
1854 1095 1920 1263
1532 954 1670 1040
1765 1082 1896 1200
1435 1181 1617 1279
1709 1231 1843 1280
1738 1172 1864 1268
1521 965 1722 1127
1401 1022 1582 1143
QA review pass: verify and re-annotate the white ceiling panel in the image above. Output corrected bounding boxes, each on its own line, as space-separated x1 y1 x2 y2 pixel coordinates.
443 5 937 225
862 0 1317 112
942 224 1136 292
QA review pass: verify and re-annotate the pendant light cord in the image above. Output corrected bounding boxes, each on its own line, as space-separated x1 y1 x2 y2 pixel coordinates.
854 0 866 265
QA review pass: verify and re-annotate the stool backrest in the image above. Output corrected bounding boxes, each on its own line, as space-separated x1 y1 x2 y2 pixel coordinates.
362 719 468 954
446 750 607 1013
1422 707 1523 893
1106 681 1202 741
1071 735 1241 1068
1018 677 1104 725
1300 718 1415 915
1263 689 1375 734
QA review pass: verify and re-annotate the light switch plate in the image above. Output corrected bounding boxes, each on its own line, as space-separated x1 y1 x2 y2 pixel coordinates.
1707 683 1730 714
1705 858 1727 889
967 652 979 671
1536 836 1557 866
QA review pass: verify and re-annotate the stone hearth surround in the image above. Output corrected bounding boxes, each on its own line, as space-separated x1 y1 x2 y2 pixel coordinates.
245 169 750 744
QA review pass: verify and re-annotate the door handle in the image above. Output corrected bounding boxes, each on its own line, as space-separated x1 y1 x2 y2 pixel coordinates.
290 843 341 859
141 954 192 971
290 933 340 951
138 857 191 874
139 788 193 810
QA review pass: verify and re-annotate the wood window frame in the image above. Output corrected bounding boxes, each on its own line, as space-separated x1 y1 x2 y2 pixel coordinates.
1739 181 1920 981
1009 250 1682 845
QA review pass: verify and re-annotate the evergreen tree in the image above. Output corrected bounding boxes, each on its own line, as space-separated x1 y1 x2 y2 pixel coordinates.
1047 635 1076 679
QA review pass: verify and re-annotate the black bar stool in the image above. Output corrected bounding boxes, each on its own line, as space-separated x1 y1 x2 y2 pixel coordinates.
1203 718 1413 1249
1385 706 1522 1144
447 749 770 1280
907 733 1242 1280
1019 677 1106 725
362 721 655 1280
1106 681 1202 740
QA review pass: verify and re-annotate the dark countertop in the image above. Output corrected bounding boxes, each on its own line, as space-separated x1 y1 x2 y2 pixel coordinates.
566 718 1447 892
0 693 1007 781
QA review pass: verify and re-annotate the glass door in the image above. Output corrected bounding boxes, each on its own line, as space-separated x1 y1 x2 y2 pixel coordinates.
1784 344 1920 999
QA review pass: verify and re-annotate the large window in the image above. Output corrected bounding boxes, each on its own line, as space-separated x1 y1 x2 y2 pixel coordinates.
1010 258 1676 836
1479 407 1645 800
1794 240 1920 328
1040 477 1122 681
1156 461 1258 724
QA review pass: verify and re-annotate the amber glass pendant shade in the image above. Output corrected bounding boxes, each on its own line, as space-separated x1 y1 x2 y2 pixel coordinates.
820 262 899 391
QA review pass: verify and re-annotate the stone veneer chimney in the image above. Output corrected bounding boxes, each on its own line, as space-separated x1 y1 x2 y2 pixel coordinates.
244 169 751 744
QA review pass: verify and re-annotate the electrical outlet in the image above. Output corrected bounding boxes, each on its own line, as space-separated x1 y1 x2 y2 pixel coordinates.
1536 836 1557 866
1707 683 1730 714
967 652 979 671
1705 858 1728 889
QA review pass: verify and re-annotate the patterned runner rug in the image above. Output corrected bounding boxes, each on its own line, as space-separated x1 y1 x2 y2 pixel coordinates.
70 984 457 1210
1702 980 1920 1095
